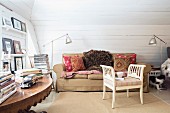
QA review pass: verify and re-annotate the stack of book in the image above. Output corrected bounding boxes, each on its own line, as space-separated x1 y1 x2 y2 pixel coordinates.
34 54 50 71
0 72 16 104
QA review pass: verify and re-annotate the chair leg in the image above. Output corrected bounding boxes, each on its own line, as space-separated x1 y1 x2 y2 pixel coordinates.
112 88 116 109
140 87 143 104
127 89 129 98
103 85 106 100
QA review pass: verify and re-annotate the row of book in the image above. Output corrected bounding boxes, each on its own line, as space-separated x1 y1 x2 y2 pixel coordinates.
0 72 16 104
34 54 50 71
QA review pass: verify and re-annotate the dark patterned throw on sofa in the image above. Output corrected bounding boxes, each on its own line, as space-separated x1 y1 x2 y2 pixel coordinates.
83 50 113 72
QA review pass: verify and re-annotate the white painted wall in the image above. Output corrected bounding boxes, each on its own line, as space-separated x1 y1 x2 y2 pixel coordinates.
34 25 170 67
31 0 170 67
1 0 170 67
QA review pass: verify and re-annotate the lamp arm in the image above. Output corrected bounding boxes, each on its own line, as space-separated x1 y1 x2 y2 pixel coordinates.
154 35 167 44
43 34 68 47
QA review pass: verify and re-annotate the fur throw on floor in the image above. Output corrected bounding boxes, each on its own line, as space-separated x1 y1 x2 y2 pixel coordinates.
83 50 113 72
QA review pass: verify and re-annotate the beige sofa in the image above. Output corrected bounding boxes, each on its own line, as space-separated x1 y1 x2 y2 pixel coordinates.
53 53 152 92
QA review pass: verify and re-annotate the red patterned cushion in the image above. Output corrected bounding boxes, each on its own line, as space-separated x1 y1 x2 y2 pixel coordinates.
71 55 86 72
115 54 136 64
114 57 130 72
63 56 72 72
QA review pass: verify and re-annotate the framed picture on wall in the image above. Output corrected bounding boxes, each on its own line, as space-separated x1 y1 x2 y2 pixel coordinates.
11 17 22 31
13 40 22 54
2 38 14 54
14 57 23 71
21 22 26 32
2 16 13 28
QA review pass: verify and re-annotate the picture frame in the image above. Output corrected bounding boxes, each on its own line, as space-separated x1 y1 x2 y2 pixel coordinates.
2 38 14 54
3 62 9 71
13 40 22 54
21 22 26 32
11 17 22 31
14 57 23 71
2 16 13 28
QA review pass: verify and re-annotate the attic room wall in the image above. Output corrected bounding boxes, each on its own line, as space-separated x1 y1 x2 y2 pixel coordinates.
33 25 170 67
31 0 170 67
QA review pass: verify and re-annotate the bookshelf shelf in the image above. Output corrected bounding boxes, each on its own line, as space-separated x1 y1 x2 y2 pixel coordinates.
2 26 26 35
4 54 26 57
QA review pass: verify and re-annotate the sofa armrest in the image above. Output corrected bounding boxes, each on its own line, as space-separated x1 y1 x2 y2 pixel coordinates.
136 62 152 92
136 62 152 74
53 64 64 79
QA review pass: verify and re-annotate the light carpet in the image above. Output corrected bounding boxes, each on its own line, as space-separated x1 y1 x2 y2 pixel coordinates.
47 92 170 113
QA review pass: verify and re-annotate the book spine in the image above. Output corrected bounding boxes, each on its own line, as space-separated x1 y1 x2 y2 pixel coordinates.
0 82 15 92
0 88 16 104
0 75 14 83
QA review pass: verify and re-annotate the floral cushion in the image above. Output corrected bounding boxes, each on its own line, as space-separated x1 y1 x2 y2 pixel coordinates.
63 56 72 72
71 55 86 72
114 57 130 72
115 53 136 64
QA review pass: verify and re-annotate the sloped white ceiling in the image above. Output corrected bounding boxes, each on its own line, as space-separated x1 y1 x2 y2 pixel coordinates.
0 0 35 20
31 0 170 25
1 0 170 24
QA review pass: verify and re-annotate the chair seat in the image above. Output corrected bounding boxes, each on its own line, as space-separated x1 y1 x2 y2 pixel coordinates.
116 77 141 86
104 77 141 87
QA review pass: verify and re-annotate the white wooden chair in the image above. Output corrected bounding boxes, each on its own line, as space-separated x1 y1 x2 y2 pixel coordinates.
100 64 146 108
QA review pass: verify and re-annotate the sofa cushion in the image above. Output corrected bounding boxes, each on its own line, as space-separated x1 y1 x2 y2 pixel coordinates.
88 74 103 80
63 56 72 72
73 74 88 79
71 55 86 72
115 53 136 64
114 57 130 72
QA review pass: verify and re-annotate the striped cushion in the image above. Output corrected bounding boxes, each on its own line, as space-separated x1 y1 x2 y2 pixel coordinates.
104 77 141 87
116 77 141 87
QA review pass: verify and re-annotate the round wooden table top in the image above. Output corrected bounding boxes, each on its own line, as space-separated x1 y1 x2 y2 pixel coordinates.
0 75 52 113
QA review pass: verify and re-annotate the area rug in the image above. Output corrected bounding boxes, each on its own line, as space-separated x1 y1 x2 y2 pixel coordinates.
47 92 170 113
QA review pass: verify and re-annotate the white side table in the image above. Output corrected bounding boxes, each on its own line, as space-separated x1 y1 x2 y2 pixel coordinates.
148 69 161 85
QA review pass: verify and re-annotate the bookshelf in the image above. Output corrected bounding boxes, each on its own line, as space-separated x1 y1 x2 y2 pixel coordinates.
0 7 27 71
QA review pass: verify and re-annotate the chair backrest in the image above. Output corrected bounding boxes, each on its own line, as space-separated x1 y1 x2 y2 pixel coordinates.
100 65 116 81
127 64 146 80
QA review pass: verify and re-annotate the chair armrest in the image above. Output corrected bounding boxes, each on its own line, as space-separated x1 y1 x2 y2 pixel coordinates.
53 64 65 79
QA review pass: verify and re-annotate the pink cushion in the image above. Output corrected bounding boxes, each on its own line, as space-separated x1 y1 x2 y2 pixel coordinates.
63 56 72 72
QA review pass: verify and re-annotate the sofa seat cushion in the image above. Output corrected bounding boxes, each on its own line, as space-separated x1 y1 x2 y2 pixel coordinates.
88 74 103 80
73 74 88 79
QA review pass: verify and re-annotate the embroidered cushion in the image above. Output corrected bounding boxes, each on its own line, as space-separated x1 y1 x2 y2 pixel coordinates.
63 56 72 72
71 55 86 72
114 57 130 72
115 53 136 64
